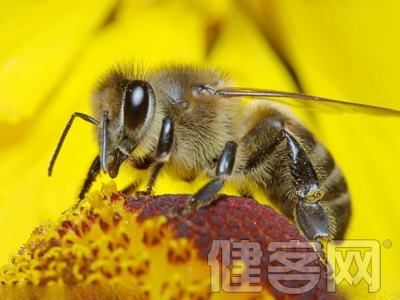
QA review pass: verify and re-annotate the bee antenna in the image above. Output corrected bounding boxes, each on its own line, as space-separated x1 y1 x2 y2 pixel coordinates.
48 113 98 177
101 110 109 173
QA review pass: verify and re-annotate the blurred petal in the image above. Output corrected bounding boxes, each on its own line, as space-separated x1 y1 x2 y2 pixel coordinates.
0 0 119 123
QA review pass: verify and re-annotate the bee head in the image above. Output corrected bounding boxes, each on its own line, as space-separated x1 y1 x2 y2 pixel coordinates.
93 74 156 178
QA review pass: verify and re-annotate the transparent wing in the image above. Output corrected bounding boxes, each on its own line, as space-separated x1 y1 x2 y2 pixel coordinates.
214 87 400 117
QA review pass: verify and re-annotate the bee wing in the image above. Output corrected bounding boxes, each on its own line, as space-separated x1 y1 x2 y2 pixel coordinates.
214 87 400 117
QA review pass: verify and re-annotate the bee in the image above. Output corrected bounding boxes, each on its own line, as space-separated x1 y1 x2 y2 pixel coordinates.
48 63 400 259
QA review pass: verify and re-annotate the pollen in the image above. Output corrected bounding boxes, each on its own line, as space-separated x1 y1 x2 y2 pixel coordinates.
0 181 334 299
305 189 325 203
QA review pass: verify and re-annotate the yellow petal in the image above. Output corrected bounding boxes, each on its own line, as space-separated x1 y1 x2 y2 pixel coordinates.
0 0 119 123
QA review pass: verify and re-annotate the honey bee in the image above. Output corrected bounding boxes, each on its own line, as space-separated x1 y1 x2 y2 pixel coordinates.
48 63 400 259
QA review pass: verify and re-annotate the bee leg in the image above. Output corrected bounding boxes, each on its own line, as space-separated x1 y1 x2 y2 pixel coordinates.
119 153 155 196
245 128 330 263
142 117 174 195
284 131 332 267
78 156 101 200
246 129 329 238
62 155 102 213
283 132 329 239
179 141 238 213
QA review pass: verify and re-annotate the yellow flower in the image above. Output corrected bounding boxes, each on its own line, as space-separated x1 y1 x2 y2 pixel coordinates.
1 0 400 299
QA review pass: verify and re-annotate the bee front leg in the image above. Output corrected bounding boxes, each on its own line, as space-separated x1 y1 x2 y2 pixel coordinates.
179 141 238 213
62 155 101 212
143 117 175 195
78 156 101 201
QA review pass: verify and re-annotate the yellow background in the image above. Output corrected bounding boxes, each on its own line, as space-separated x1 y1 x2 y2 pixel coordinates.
1 0 399 298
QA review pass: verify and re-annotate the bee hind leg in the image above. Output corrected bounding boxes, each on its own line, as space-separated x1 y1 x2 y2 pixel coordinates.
246 127 330 239
244 127 331 265
284 130 332 267
282 131 330 239
177 141 238 214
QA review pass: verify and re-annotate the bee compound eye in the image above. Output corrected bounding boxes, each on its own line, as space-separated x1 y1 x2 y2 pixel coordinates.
124 80 154 131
